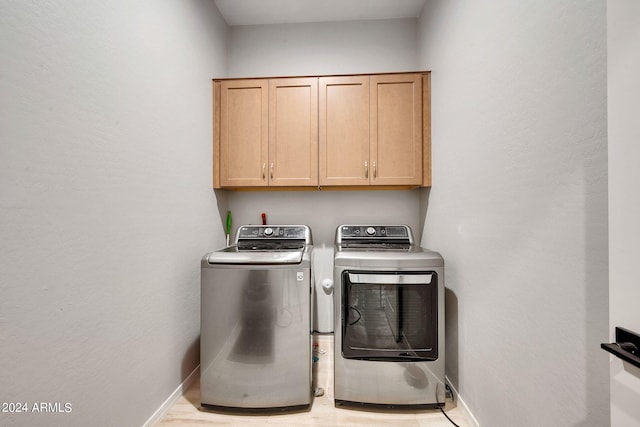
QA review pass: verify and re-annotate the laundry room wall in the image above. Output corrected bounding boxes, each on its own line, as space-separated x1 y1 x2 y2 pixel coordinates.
224 18 422 246
417 1 608 426
227 18 418 78
607 1 640 424
0 1 227 426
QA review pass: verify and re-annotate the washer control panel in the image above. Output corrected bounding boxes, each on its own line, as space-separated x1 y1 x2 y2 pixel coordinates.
237 225 311 241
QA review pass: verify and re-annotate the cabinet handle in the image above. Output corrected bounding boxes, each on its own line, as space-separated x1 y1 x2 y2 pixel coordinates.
270 163 274 180
262 162 266 180
373 161 377 179
364 161 369 179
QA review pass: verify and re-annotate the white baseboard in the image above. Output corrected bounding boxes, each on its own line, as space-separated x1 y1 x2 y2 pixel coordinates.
143 365 200 427
445 376 480 427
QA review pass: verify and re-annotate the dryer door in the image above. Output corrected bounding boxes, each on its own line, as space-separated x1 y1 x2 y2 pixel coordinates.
341 270 438 361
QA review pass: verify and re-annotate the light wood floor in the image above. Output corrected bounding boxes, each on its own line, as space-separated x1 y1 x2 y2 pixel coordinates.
157 335 469 427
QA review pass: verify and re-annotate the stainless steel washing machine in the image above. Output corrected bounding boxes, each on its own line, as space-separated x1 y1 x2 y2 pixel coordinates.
200 225 313 411
333 224 445 408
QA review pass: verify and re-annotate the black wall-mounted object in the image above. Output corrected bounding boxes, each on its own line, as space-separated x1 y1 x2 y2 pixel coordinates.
601 327 640 369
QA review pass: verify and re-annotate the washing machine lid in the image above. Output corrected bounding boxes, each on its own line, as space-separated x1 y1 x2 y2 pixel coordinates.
206 224 313 265
206 246 305 265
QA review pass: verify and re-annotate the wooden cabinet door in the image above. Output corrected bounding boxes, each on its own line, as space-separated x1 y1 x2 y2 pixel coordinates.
370 74 423 186
319 76 370 186
219 80 268 187
268 78 318 187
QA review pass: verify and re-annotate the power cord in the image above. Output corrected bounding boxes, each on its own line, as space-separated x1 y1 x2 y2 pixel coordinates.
438 383 461 427
440 406 460 427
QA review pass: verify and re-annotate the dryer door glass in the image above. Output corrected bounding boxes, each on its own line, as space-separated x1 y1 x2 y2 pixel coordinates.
341 270 438 361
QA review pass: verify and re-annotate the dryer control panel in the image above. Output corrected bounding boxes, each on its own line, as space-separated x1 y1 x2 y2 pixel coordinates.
337 225 413 244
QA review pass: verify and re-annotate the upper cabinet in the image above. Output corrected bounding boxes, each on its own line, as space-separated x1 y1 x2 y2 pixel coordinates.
214 72 431 190
319 75 370 186
217 79 268 187
370 74 423 186
215 77 318 188
319 74 423 186
269 78 318 187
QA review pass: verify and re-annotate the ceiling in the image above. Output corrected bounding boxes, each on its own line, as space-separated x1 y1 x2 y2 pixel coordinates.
213 0 428 26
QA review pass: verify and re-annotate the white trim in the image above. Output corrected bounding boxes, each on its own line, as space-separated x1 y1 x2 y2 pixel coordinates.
143 365 200 427
445 376 480 427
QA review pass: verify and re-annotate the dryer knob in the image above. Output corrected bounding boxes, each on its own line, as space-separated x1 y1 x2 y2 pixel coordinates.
264 227 274 236
366 226 376 236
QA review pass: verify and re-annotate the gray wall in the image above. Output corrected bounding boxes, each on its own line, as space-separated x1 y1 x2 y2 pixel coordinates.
225 18 422 246
228 18 418 78
608 1 640 425
0 2 614 426
417 1 609 426
0 1 227 426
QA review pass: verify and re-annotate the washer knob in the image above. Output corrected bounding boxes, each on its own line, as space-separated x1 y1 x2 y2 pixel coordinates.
366 226 376 236
264 227 274 236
